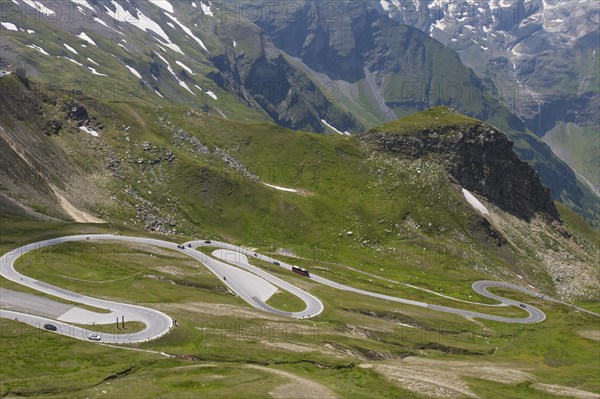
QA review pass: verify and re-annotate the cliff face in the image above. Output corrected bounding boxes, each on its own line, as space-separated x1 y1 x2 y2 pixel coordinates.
364 120 560 222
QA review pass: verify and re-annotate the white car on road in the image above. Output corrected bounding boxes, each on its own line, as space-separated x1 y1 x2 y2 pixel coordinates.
88 333 101 341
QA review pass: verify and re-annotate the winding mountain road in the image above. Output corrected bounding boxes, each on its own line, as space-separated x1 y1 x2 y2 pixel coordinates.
190 241 548 324
1 234 597 344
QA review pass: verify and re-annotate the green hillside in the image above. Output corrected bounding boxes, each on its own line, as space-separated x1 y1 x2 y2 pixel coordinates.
1 75 599 397
1 75 597 302
1 5 599 391
369 106 480 134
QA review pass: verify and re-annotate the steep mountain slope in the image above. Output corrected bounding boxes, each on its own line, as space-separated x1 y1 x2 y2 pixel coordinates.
1 74 598 302
0 75 106 222
543 122 599 196
245 0 599 227
0 0 596 226
0 0 359 132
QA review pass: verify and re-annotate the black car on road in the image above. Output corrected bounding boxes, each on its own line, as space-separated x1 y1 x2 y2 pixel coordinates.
44 324 57 331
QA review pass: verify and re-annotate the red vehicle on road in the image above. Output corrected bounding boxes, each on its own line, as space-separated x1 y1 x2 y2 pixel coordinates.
292 266 310 278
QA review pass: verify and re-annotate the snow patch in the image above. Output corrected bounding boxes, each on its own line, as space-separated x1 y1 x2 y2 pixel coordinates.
63 43 78 54
175 60 195 75
93 17 124 35
200 2 214 17
205 90 217 100
87 57 99 65
70 0 94 11
103 1 183 54
432 18 446 31
87 67 107 76
179 80 195 95
64 57 83 66
26 29 35 34
164 13 208 52
321 119 350 136
1 22 18 31
26 44 49 55
77 32 96 46
22 0 55 16
154 52 196 95
264 183 298 193
462 188 489 215
148 0 174 13
79 126 99 137
124 65 142 79
154 51 176 76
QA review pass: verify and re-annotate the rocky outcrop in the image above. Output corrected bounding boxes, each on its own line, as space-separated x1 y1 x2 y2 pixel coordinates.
64 100 90 122
63 100 103 133
124 186 178 234
364 123 560 222
45 120 63 135
156 107 259 182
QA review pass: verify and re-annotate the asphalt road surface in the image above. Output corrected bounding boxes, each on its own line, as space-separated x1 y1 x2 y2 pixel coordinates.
209 249 323 318
187 240 599 324
1 234 598 344
0 234 323 344
0 235 177 343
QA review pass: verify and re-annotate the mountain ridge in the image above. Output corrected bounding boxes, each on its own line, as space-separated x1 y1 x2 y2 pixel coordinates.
0 0 597 227
364 106 560 222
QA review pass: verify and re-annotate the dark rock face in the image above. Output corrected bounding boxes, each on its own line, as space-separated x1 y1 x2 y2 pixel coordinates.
528 92 600 136
62 100 103 132
64 101 90 122
365 124 560 221
45 120 62 135
207 40 361 134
